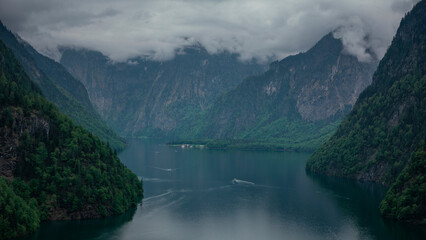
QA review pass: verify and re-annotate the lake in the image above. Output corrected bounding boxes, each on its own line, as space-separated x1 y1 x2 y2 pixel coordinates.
20 140 426 239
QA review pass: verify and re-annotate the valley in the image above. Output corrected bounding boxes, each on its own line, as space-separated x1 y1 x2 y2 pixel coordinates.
0 0 425 239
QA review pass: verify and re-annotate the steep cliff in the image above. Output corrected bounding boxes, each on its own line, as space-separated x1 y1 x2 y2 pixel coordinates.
173 33 378 150
60 45 265 137
0 22 125 150
0 40 143 239
306 0 425 223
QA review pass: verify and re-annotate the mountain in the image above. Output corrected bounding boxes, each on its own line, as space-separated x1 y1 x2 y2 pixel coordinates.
306 0 425 223
0 39 143 239
60 45 266 137
172 33 378 151
0 22 125 150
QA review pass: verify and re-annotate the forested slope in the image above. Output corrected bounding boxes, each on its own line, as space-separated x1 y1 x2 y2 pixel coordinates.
306 0 425 223
0 40 143 239
0 22 125 150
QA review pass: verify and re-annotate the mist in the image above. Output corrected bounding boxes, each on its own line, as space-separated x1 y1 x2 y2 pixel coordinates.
0 0 419 62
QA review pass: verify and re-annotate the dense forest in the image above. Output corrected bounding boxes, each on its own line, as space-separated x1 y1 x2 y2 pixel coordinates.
380 140 426 222
306 0 425 223
0 40 143 239
168 118 341 152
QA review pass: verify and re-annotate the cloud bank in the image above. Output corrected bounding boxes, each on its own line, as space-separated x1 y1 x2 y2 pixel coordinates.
0 0 419 62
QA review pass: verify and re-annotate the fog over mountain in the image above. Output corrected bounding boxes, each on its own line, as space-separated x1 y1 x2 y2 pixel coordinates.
0 0 419 62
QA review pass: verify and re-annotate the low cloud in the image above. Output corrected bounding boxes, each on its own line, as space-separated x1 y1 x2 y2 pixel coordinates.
0 0 419 62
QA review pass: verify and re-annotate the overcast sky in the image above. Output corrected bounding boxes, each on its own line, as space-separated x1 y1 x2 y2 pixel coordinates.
0 0 419 63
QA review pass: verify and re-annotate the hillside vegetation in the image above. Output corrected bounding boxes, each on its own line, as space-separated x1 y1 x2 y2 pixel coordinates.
0 22 125 150
0 40 143 239
306 0 425 223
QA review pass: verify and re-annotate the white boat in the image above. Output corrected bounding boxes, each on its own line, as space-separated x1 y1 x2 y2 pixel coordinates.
232 178 254 185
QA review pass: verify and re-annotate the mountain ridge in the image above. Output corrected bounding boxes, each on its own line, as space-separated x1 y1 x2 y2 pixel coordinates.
60 44 266 137
170 32 378 151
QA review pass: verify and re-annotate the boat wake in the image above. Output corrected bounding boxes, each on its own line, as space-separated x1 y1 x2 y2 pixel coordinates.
232 178 255 185
143 190 174 201
151 166 179 172
141 177 178 183
143 189 191 202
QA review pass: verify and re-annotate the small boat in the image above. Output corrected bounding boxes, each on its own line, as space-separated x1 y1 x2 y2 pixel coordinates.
232 178 254 185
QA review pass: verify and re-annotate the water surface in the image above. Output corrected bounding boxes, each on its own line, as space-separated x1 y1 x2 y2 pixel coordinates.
21 140 426 239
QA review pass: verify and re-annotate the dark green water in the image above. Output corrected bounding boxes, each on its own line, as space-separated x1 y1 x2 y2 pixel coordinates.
20 140 426 239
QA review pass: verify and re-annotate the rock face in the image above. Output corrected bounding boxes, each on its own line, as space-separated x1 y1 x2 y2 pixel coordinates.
306 0 425 223
172 33 377 149
291 34 375 122
0 21 125 150
0 110 49 179
60 45 265 137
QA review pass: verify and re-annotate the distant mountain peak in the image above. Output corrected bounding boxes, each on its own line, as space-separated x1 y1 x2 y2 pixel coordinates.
313 32 342 49
169 31 378 149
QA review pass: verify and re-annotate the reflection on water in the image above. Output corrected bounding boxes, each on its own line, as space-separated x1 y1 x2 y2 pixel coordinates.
19 140 426 240
19 208 137 240
307 174 426 240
